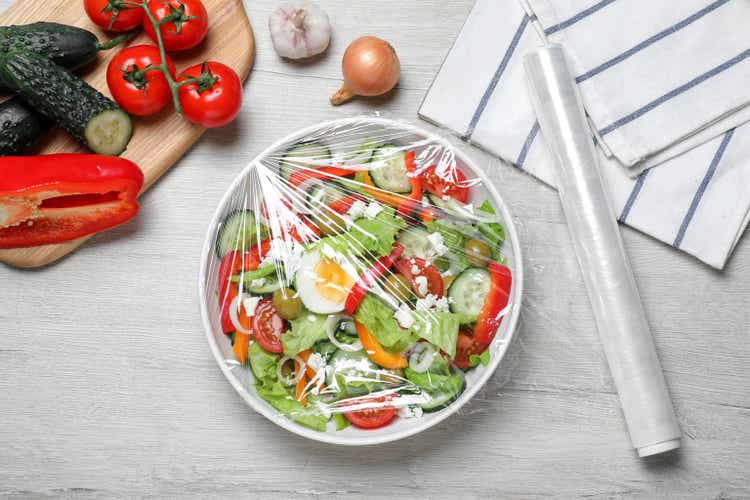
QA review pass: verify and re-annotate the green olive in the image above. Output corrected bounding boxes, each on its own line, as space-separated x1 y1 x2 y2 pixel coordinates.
314 211 346 236
383 274 413 301
272 287 303 320
465 238 491 266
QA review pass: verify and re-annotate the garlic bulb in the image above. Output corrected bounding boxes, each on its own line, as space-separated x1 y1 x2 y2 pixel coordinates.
269 2 332 60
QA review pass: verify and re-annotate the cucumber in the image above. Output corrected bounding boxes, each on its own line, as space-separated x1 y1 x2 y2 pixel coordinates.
325 349 380 396
215 210 268 258
448 268 491 319
246 275 281 295
0 97 49 155
306 182 347 207
278 141 331 180
0 51 132 156
404 366 465 413
369 144 411 193
0 23 100 76
397 227 433 260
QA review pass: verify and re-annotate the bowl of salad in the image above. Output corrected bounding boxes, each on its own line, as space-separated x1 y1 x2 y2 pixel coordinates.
199 117 523 445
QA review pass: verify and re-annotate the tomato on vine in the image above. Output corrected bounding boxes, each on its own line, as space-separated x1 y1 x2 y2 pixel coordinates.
178 62 242 128
143 0 209 52
84 0 144 32
106 45 177 116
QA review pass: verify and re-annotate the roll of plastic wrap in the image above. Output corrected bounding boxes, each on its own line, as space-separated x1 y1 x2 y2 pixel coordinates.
523 45 681 457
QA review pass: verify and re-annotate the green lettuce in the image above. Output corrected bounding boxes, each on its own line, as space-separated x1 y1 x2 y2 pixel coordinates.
353 294 417 352
477 200 505 258
283 313 329 357
316 205 407 259
248 343 330 431
404 367 464 403
469 348 491 367
353 294 468 357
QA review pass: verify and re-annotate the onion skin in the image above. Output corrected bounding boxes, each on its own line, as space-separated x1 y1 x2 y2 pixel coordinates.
331 36 401 105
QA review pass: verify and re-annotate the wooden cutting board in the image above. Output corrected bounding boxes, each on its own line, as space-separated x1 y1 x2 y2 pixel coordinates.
0 0 254 268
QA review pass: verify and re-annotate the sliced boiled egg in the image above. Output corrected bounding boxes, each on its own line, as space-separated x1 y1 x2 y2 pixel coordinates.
297 249 357 314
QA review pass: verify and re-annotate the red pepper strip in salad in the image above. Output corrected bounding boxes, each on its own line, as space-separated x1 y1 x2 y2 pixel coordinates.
0 154 144 248
329 194 366 214
344 243 405 314
287 166 357 188
473 262 513 345
359 151 422 216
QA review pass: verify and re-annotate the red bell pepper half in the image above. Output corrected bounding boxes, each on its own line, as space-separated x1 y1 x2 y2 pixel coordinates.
473 262 513 345
0 154 144 248
344 243 404 314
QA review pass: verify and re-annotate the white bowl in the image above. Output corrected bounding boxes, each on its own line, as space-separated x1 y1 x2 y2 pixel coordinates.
198 117 523 445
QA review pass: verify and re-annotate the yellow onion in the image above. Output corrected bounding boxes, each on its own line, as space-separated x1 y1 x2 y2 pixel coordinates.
330 36 401 105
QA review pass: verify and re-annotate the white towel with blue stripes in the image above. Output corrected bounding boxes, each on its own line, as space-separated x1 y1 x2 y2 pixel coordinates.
419 0 750 269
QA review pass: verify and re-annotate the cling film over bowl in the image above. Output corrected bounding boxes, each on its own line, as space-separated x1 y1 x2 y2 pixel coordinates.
202 117 519 438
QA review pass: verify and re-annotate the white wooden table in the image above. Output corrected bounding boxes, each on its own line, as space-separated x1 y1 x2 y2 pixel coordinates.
1 1 749 498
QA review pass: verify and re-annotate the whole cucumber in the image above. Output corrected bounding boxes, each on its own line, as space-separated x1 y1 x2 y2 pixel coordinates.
0 22 100 72
0 96 50 155
0 50 132 156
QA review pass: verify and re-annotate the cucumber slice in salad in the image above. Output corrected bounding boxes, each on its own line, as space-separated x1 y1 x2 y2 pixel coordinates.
369 144 412 193
306 182 348 207
246 275 282 295
215 210 268 258
405 366 466 413
448 267 491 319
278 141 331 180
397 227 433 260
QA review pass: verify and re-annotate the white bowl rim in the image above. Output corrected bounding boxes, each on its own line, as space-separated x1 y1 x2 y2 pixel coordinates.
198 116 524 446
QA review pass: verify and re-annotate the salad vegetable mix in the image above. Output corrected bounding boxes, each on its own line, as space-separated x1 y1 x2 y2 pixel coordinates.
214 139 513 432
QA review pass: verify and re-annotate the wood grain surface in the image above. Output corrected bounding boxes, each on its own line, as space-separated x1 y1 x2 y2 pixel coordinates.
0 0 254 268
1 1 749 499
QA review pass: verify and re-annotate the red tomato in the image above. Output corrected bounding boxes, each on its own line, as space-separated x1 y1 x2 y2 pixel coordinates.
143 0 208 52
452 330 488 370
420 164 470 203
251 298 284 353
178 61 242 128
106 45 176 116
393 257 444 298
84 0 144 32
343 397 397 429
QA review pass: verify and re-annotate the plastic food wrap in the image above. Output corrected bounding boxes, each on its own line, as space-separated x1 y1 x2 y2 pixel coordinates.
199 117 522 443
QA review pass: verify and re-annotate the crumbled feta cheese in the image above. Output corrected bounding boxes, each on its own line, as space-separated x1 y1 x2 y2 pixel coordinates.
308 315 317 322
414 275 429 296
398 405 423 419
242 296 261 317
426 231 448 260
250 278 266 288
306 352 326 374
421 196 430 207
411 264 420 275
415 293 449 312
394 304 415 329
364 201 384 219
346 200 367 220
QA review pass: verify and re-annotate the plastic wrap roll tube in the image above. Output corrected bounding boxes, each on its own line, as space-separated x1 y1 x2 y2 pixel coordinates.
524 45 681 457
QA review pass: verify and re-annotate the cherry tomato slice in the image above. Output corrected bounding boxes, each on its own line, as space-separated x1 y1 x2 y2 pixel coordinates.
84 0 143 32
420 164 470 203
393 257 444 298
251 298 284 353
106 45 176 116
452 330 488 370
143 0 208 52
343 397 398 429
178 61 243 128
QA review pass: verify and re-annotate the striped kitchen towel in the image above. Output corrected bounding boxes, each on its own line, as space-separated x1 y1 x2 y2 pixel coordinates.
419 0 750 269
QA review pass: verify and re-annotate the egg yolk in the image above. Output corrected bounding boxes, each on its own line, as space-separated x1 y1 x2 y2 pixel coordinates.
314 258 355 303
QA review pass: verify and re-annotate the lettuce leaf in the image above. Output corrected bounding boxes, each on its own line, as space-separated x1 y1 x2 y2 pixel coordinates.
477 200 505 258
316 205 407 259
354 295 417 352
255 381 330 431
248 342 280 383
283 313 329 357
353 294 467 357
469 348 491 367
411 311 463 358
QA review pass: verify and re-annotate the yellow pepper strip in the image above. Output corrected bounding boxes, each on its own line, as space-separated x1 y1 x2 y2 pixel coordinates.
355 321 408 369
